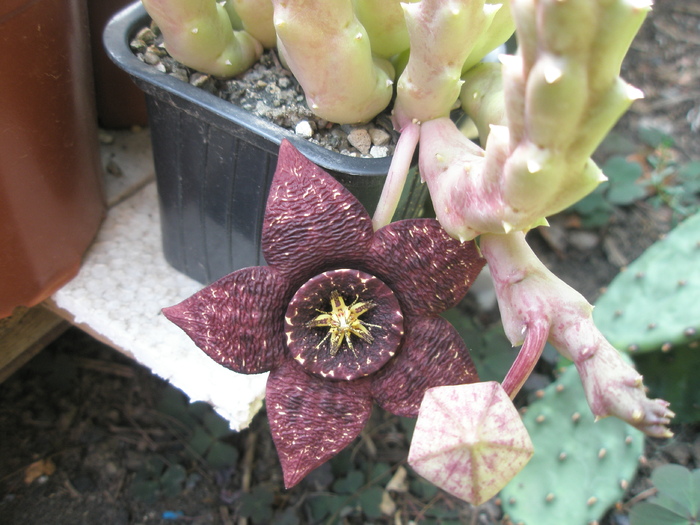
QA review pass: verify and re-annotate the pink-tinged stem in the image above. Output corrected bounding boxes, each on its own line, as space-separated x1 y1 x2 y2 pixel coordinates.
480 231 674 438
500 318 549 399
372 121 420 231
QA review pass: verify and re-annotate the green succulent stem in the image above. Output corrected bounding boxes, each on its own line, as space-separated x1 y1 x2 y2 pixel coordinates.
141 0 263 77
270 0 394 124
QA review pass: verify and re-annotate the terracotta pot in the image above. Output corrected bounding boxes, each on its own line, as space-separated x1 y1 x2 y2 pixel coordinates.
0 0 106 318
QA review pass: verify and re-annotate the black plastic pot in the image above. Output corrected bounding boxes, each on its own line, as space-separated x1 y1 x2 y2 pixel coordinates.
103 2 427 284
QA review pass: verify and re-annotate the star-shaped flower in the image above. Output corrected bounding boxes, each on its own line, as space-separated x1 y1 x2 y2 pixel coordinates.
163 140 485 488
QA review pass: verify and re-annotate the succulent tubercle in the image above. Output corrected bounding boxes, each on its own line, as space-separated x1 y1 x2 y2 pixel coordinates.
480 231 674 438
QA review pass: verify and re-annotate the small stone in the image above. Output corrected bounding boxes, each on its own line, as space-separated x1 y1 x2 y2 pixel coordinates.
129 38 147 53
347 128 372 155
147 44 167 58
568 231 599 251
135 27 156 44
189 73 211 88
295 120 314 138
98 131 115 145
369 126 391 146
170 68 189 83
370 145 389 158
106 158 123 177
142 50 161 66
278 76 291 89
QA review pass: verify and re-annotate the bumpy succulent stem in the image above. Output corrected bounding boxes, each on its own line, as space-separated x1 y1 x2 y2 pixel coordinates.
392 0 497 128
461 0 515 73
421 0 650 242
352 0 414 59
231 0 276 48
141 0 263 77
459 62 507 143
270 0 394 124
374 0 508 230
480 231 674 438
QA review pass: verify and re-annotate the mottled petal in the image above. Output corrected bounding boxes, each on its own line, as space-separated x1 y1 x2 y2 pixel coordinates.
262 140 375 277
371 316 479 417
162 266 292 374
266 361 373 488
367 219 485 316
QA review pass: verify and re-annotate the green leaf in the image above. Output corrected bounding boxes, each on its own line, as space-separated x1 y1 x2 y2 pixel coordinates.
330 448 353 477
142 456 167 477
603 156 643 182
607 180 647 205
633 345 700 423
160 464 186 497
441 310 514 382
651 464 700 516
629 501 691 525
638 127 674 149
202 410 233 439
271 508 300 525
571 189 609 214
409 476 439 500
333 469 365 494
358 486 384 519
399 417 416 443
679 161 700 180
205 440 239 469
188 425 214 456
603 156 646 205
239 486 275 523
652 493 696 518
369 462 391 482
130 479 161 502
189 400 212 420
306 493 344 521
597 131 639 156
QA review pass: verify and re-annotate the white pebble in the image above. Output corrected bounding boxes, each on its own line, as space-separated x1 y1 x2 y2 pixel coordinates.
295 120 314 138
370 145 389 158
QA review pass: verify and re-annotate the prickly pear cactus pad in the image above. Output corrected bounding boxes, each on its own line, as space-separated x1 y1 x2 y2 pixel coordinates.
500 361 644 525
631 342 700 423
593 211 700 353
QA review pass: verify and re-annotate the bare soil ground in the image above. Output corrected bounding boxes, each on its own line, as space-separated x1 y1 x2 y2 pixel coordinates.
1 1 699 524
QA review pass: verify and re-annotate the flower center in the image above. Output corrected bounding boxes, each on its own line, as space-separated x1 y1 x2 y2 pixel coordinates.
307 289 380 357
285 269 404 381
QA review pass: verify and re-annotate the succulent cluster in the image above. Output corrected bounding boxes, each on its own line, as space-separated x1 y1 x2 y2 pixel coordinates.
157 0 675 513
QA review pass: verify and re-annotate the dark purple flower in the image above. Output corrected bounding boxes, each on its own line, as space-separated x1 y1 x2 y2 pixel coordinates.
163 140 485 488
